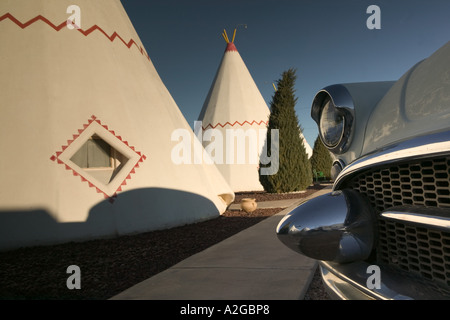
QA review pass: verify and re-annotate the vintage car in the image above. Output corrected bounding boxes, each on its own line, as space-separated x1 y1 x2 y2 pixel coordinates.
276 41 450 300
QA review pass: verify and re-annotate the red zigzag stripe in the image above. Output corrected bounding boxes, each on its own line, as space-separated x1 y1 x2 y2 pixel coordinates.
0 13 150 61
202 120 268 130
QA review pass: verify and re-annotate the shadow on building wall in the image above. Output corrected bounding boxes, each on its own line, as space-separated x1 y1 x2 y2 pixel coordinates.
0 188 219 251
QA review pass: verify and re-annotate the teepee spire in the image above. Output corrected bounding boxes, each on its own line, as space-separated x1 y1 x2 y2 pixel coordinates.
222 28 238 52
222 29 230 43
221 28 238 43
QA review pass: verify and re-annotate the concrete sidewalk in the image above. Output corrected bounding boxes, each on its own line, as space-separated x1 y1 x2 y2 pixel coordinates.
111 186 332 300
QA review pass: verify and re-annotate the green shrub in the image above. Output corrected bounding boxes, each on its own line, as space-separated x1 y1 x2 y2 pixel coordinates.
310 136 333 180
259 68 312 193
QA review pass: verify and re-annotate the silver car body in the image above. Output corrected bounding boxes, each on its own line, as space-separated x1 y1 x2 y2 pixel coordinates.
277 41 450 299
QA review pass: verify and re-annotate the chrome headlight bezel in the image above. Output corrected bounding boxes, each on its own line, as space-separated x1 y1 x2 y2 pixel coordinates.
311 85 355 154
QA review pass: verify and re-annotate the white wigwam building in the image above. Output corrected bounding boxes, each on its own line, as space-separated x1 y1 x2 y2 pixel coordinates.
0 0 234 250
198 30 312 192
198 30 271 192
301 132 313 159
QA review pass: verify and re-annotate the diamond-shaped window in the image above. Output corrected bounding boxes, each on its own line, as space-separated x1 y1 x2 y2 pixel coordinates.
70 134 129 185
51 116 146 200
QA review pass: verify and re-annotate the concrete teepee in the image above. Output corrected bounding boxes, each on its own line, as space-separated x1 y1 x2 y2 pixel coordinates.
198 29 270 192
301 132 313 159
0 0 234 250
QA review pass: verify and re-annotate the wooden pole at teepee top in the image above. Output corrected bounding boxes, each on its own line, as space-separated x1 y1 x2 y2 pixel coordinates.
222 29 229 43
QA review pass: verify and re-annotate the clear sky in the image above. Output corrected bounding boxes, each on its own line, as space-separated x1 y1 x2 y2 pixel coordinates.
121 0 450 148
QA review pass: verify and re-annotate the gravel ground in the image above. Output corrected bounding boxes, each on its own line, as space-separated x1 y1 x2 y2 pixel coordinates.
304 267 330 300
0 184 330 300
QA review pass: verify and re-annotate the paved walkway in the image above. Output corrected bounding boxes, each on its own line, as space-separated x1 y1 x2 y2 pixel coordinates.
111 186 332 300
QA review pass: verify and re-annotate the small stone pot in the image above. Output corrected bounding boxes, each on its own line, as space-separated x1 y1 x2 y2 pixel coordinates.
240 198 257 213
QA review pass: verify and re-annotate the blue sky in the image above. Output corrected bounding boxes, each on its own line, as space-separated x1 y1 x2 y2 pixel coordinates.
121 0 450 148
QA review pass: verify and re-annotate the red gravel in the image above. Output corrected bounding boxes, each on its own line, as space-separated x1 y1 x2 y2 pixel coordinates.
0 184 329 300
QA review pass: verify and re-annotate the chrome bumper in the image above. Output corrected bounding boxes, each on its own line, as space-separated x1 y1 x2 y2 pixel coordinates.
319 260 450 300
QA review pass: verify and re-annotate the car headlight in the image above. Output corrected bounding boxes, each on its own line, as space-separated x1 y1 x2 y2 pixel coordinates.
320 98 345 148
311 85 355 154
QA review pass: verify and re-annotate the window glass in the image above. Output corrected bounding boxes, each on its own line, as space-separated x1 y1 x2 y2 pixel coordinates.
71 137 112 168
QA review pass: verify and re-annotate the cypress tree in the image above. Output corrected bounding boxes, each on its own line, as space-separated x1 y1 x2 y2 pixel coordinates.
259 68 312 193
310 136 333 180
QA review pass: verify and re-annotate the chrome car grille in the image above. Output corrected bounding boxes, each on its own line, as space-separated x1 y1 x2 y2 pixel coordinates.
345 157 450 212
378 217 450 287
343 156 450 288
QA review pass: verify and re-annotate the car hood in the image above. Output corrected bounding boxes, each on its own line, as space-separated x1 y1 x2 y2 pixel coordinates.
363 41 450 155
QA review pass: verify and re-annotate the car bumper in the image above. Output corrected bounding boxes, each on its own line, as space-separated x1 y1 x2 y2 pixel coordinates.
319 260 450 300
